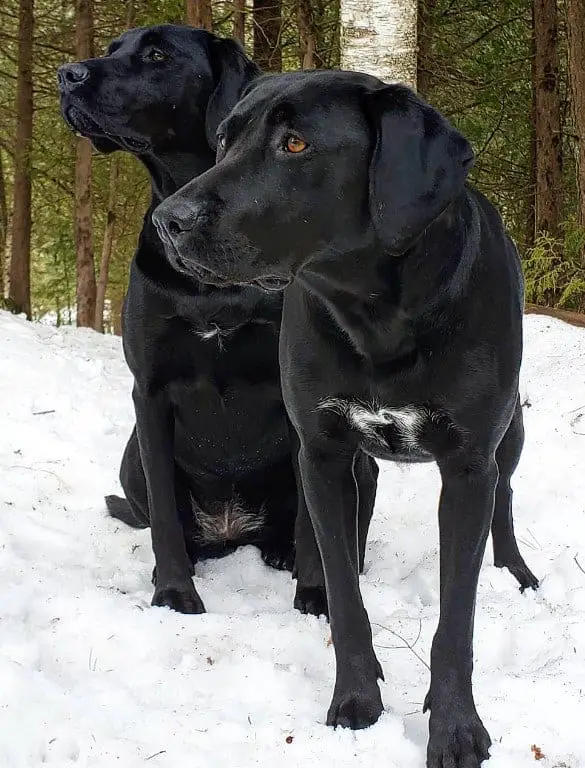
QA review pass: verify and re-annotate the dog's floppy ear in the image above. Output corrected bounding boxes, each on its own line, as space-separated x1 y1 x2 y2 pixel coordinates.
366 85 474 252
205 38 260 150
89 135 119 154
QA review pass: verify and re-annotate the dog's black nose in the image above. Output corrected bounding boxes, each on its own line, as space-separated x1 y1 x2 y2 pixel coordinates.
153 201 208 243
167 214 192 237
58 63 90 90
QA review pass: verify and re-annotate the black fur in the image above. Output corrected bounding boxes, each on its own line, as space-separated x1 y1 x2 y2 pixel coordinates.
154 70 538 764
58 27 341 613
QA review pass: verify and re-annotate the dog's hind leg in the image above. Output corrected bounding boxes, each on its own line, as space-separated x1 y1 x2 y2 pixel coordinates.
256 460 297 572
355 452 378 574
260 495 296 572
106 426 150 528
491 395 539 591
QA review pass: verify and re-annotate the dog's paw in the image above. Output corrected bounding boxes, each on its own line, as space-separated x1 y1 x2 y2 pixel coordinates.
260 540 295 571
425 699 491 768
511 563 539 592
151 561 195 586
151 581 205 614
496 559 539 592
294 585 329 618
326 684 383 730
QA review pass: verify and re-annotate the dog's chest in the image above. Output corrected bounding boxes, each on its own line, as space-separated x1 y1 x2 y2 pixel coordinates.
318 398 435 462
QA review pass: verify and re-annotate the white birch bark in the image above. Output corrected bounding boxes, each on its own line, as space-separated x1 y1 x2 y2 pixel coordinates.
341 0 417 89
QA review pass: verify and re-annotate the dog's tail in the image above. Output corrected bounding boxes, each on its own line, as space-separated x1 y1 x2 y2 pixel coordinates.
105 495 149 529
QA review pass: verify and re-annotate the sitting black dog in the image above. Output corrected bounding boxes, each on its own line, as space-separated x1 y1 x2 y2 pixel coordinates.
153 70 539 764
58 26 373 615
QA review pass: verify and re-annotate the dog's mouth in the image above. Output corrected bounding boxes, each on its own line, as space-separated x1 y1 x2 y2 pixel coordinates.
170 256 233 288
174 257 291 292
63 104 150 152
186 261 233 287
252 276 291 292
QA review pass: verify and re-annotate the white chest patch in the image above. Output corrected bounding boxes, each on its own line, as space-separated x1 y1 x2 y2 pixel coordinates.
198 326 222 341
196 324 232 350
318 398 426 449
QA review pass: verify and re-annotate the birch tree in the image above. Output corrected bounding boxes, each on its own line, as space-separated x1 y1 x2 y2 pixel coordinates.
340 0 417 88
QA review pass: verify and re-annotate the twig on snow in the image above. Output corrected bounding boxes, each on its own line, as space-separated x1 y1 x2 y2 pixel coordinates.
372 619 430 671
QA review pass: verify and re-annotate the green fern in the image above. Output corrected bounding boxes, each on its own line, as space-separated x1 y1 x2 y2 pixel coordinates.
523 221 585 311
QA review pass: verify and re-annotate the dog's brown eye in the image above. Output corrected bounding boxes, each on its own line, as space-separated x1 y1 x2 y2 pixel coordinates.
147 49 167 63
284 136 307 154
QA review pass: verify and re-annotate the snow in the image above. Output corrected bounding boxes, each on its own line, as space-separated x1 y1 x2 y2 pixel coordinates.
0 308 584 768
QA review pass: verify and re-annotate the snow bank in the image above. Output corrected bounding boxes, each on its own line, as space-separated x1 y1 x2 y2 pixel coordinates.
1 310 584 768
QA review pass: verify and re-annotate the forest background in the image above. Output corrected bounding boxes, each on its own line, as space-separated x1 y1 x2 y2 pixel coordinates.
0 0 584 332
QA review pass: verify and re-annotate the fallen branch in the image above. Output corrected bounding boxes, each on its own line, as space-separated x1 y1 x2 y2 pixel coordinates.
372 619 430 671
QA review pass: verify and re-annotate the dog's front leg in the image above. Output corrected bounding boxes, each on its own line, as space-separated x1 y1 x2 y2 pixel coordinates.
294 442 378 618
298 442 384 729
134 388 205 614
424 454 497 768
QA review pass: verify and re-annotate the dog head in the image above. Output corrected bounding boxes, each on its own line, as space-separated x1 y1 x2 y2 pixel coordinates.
58 24 258 156
152 70 474 289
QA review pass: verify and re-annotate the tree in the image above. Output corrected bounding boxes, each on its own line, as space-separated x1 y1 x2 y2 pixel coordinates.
94 0 134 332
416 0 436 98
298 0 316 69
566 0 585 264
533 0 563 239
0 149 8 297
525 7 537 252
94 159 118 332
253 0 282 72
8 0 34 318
341 0 417 87
74 0 97 327
186 0 212 30
233 0 246 44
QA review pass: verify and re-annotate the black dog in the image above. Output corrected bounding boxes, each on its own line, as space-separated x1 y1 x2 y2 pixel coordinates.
154 70 539 764
58 26 371 615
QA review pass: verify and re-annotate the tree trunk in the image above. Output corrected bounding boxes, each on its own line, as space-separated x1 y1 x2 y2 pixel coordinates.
417 0 436 98
341 0 417 88
533 0 563 239
566 0 585 265
94 158 119 332
524 7 537 253
125 0 135 27
186 0 212 30
8 0 34 318
93 0 133 331
111 291 123 336
74 0 96 327
298 0 316 69
253 0 282 72
0 149 7 297
233 0 246 44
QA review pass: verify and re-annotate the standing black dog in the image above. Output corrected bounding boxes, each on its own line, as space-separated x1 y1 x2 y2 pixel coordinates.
57 27 378 615
153 71 539 765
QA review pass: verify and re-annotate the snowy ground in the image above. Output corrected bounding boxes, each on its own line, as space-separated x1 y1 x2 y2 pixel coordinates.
1 308 584 768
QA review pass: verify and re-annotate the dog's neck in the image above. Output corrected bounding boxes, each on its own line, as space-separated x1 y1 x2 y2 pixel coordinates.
297 207 471 362
133 145 280 326
140 147 216 203
125 144 215 295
